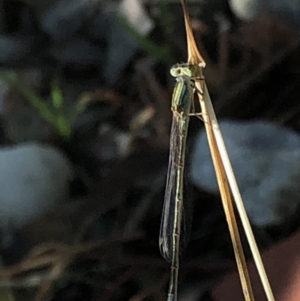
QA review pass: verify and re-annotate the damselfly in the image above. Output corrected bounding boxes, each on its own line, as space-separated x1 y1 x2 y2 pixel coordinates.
159 1 275 301
159 64 202 301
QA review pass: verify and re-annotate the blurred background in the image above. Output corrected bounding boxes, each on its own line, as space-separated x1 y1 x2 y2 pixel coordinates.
0 0 300 300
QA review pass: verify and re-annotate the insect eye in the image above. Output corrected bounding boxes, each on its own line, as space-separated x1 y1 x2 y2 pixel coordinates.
176 69 182 75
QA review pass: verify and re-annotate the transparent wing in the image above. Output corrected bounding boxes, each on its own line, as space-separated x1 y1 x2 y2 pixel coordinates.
159 113 193 262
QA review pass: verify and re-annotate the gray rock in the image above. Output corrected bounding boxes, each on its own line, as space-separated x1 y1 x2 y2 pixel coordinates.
229 0 300 29
190 120 300 227
103 18 140 84
39 0 93 40
229 0 267 20
269 0 300 29
0 35 34 63
50 37 104 65
103 0 154 83
87 10 113 41
0 143 73 246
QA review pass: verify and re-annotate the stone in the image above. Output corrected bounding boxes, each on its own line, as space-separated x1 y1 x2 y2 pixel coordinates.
0 142 73 246
102 0 153 83
49 37 104 65
39 0 93 40
229 0 300 29
190 120 300 227
228 0 267 20
0 35 34 63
